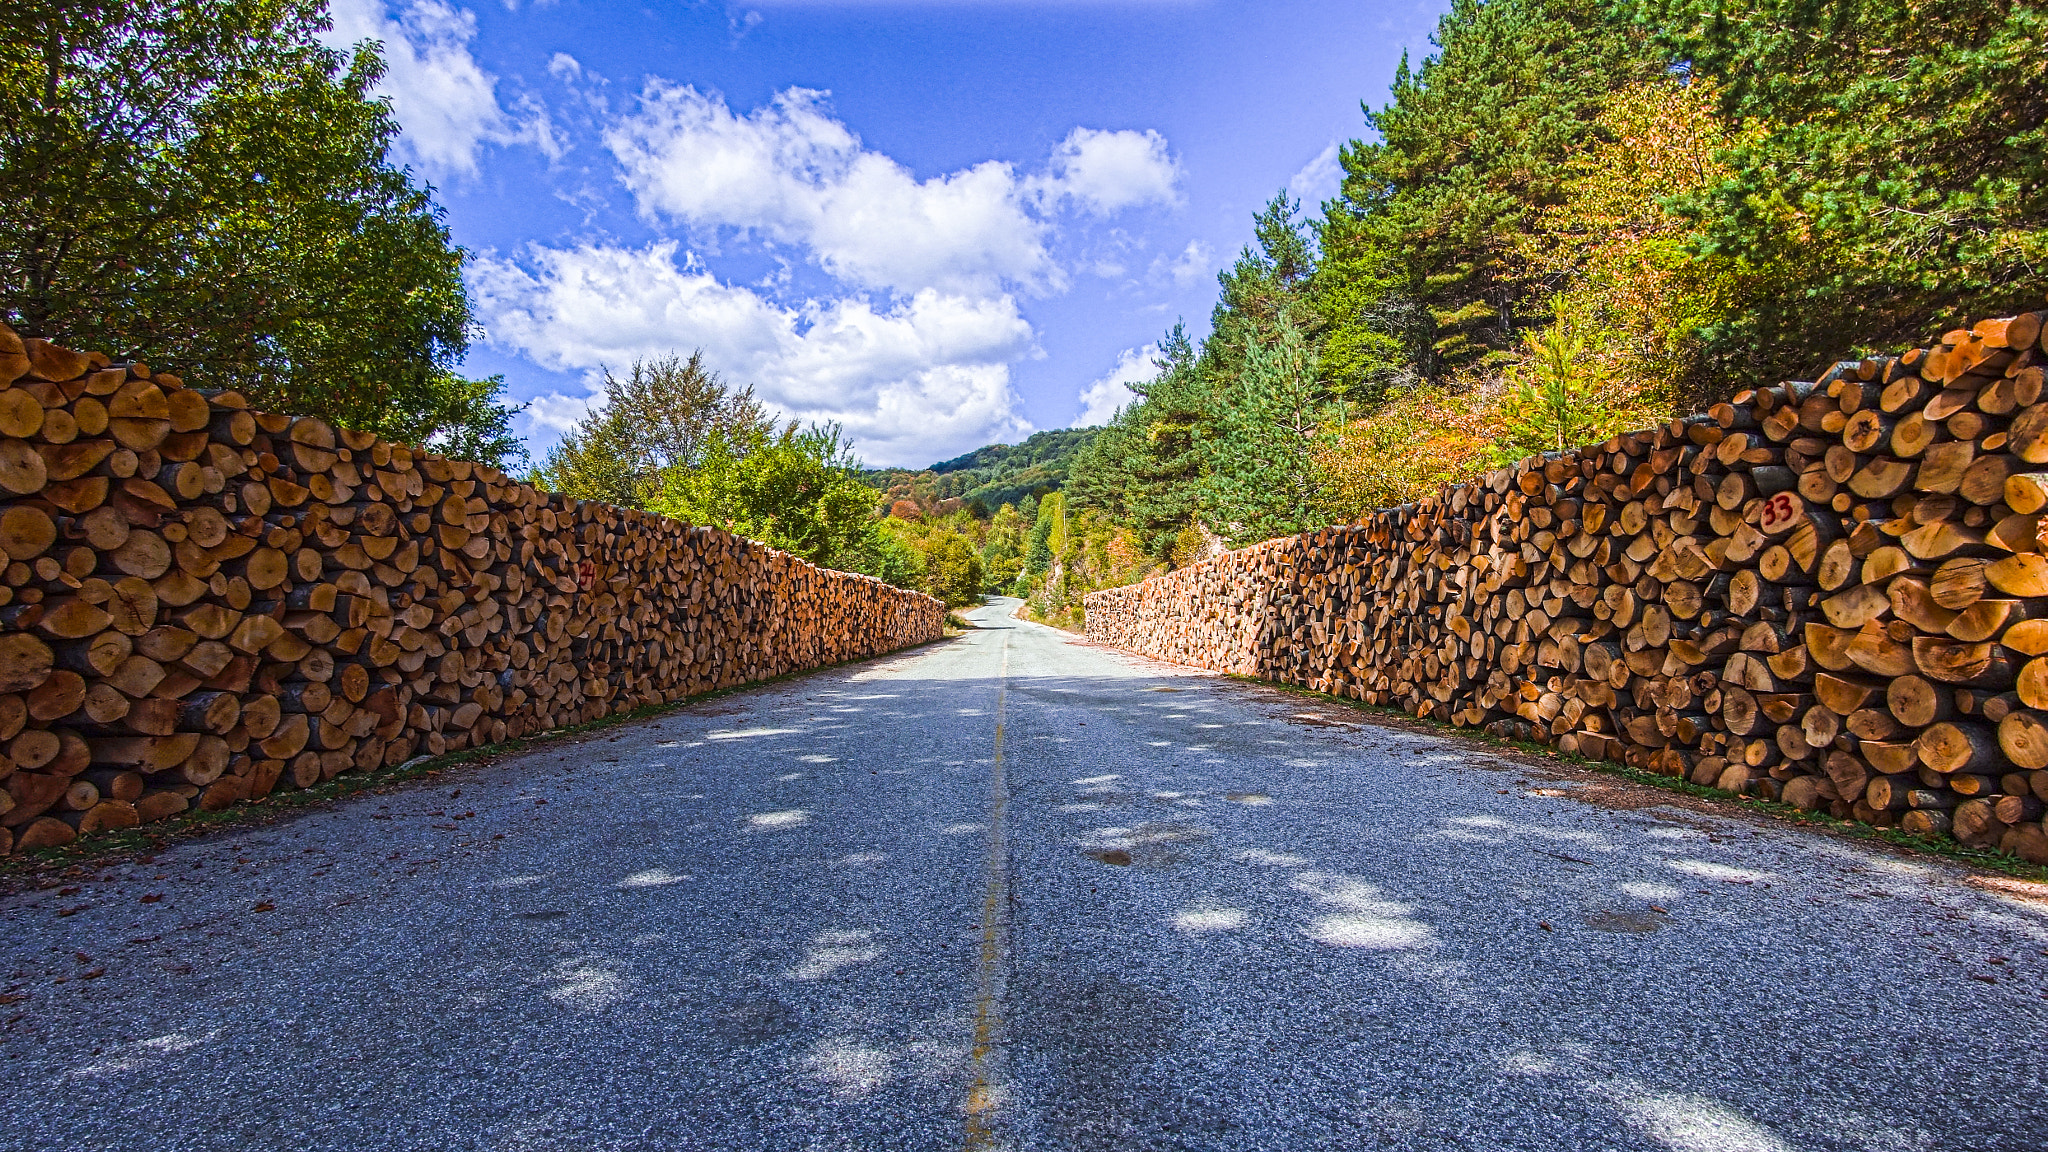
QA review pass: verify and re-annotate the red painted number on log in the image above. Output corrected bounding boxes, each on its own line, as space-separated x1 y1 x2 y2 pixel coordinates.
1759 491 1799 535
577 559 596 590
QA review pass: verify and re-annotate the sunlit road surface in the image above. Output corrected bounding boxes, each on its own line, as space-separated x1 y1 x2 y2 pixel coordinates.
4 597 2048 1151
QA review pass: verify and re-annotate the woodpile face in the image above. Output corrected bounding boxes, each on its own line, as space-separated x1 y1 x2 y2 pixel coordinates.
1088 314 2048 863
0 329 943 854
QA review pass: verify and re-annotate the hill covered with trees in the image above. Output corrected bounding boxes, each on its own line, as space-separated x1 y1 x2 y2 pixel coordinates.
861 429 1097 517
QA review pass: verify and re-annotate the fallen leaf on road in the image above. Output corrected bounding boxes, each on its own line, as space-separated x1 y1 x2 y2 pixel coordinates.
251 902 274 912
1538 921 1553 931
56 906 87 917
139 894 163 904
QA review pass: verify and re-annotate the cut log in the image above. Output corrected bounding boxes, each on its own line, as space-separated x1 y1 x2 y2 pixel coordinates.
1886 675 1952 728
1915 722 2001 775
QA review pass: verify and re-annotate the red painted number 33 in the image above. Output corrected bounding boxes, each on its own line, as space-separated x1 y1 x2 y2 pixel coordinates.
576 559 597 591
1758 491 1800 536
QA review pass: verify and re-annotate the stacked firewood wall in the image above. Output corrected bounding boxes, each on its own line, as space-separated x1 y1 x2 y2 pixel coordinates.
1088 314 2048 863
0 329 943 854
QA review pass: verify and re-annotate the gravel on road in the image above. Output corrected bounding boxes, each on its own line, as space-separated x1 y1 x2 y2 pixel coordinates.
2 597 2045 1152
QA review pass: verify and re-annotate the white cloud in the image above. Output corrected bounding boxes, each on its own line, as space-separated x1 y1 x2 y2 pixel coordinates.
466 83 1181 465
1074 344 1156 426
1287 140 1344 211
1153 238 1213 286
522 391 599 435
605 85 1180 298
470 241 1036 465
324 0 552 174
606 84 1057 297
1036 127 1181 215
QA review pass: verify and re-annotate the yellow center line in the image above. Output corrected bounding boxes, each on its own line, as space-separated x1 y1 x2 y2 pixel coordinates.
963 631 1011 1149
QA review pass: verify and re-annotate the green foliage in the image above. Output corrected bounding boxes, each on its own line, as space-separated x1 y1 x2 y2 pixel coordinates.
411 372 528 472
861 427 1099 517
1040 490 1069 559
1063 0 2048 577
1205 194 1321 400
1168 523 1208 568
1019 505 1158 631
530 350 900 581
1637 0 2048 379
1197 313 1337 547
979 502 1029 591
836 527 922 591
1487 327 1625 465
1025 490 1065 577
1066 324 1213 557
1068 200 1347 555
1024 509 1054 576
872 513 987 607
1516 76 1754 410
931 428 1099 506
649 422 880 570
1316 384 1495 517
530 353 769 508
916 528 985 607
0 0 475 442
1318 0 1662 378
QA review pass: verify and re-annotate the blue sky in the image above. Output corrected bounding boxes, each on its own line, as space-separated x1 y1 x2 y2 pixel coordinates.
326 0 1447 466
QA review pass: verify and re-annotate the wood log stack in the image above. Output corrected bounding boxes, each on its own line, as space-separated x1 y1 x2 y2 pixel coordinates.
1088 314 2048 863
0 328 943 854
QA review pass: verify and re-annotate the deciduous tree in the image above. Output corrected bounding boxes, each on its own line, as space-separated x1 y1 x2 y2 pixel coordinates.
531 352 769 507
0 0 499 443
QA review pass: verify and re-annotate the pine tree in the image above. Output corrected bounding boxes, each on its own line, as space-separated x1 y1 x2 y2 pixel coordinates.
1319 0 1663 379
1638 0 2048 380
1198 314 1333 547
1067 324 1213 558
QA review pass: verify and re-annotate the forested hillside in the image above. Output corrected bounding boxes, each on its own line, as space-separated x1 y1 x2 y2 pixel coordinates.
861 428 1097 516
1032 0 2046 625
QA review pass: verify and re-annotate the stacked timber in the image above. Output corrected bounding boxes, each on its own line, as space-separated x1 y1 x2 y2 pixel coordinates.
0 327 942 853
1088 313 2048 862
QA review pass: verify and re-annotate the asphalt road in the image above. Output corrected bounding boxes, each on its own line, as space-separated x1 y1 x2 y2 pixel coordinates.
3 597 2047 1152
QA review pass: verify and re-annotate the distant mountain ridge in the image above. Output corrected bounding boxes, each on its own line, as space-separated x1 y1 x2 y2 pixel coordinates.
862 427 1098 514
